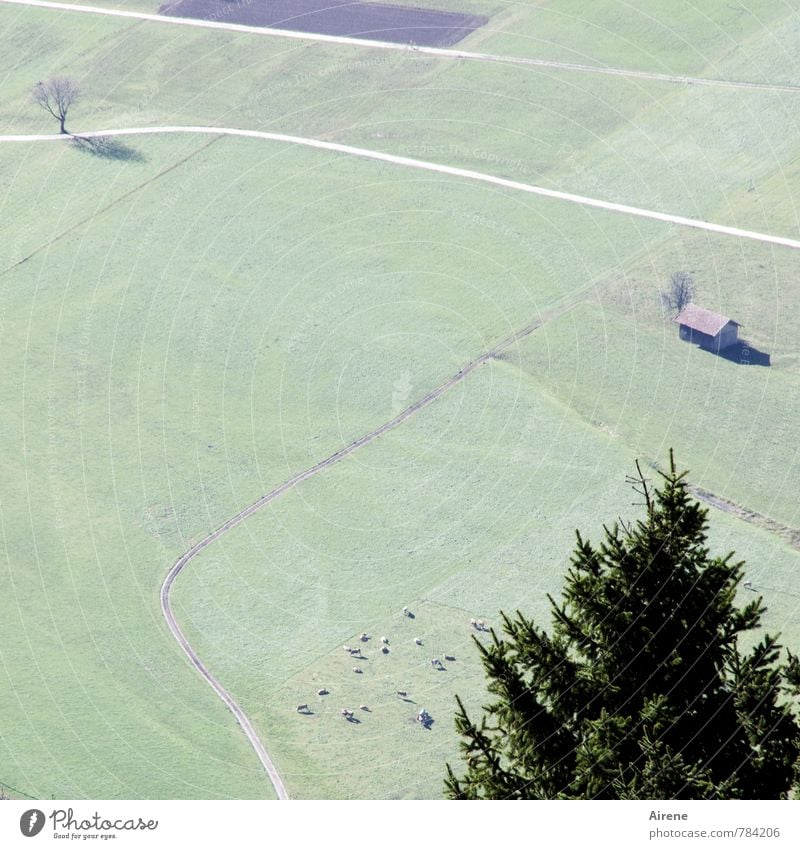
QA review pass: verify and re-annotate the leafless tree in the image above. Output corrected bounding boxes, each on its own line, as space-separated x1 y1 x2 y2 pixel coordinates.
32 77 79 134
662 270 694 313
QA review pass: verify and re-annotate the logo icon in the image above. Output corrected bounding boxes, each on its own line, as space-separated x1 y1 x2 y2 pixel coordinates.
19 809 46 837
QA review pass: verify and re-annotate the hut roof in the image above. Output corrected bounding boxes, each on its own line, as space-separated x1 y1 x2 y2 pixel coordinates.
673 304 739 336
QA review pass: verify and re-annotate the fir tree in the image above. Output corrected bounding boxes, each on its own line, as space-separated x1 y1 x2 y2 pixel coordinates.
446 452 800 799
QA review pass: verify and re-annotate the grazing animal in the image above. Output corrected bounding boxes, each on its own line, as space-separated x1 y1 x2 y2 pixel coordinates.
414 638 423 646
317 688 329 696
340 708 353 718
396 690 408 697
360 632 370 642
430 658 442 668
402 606 409 616
348 647 362 656
381 646 389 655
381 636 389 644
352 667 363 674
360 704 369 711
444 655 456 662
296 704 309 713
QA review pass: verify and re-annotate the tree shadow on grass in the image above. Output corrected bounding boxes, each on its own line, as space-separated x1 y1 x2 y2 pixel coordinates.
71 135 146 163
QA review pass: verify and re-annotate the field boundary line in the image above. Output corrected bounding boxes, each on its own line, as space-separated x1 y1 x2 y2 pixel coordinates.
0 136 222 280
0 777 38 800
691 486 800 552
3 0 800 94
160 300 553 798
4 126 800 252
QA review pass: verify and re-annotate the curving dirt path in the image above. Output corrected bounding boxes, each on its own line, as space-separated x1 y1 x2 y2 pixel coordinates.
4 126 800 252
158 306 547 798
160 548 289 799
3 0 800 95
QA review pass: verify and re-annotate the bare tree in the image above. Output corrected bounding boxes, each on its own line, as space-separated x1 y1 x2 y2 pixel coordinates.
662 270 694 313
32 77 79 134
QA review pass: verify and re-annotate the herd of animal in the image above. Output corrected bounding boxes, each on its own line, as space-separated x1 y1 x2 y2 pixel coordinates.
294 608 490 726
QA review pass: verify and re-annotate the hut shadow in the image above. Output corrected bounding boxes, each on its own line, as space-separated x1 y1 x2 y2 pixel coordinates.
716 340 771 367
72 135 146 163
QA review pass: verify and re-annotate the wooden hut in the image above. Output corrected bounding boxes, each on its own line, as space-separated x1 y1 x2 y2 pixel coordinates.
673 304 740 352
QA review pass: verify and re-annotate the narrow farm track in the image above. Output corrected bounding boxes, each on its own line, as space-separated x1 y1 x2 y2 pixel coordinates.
160 543 289 799
4 126 800 252
159 308 548 799
3 0 800 95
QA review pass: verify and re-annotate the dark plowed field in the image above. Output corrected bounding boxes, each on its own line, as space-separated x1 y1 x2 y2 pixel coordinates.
159 0 487 47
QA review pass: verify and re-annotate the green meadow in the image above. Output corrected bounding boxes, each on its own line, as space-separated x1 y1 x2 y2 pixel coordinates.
2 1 799 248
172 342 800 799
0 131 666 798
0 0 799 799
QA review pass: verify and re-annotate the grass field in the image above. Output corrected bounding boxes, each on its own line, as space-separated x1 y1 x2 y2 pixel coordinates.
172 345 800 798
3 2 800 242
0 131 670 798
1 0 799 799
